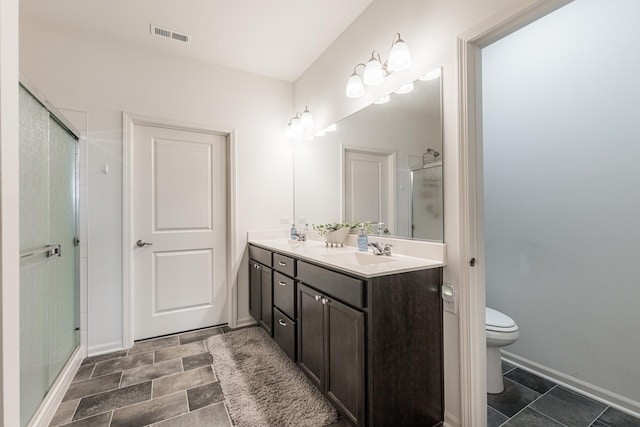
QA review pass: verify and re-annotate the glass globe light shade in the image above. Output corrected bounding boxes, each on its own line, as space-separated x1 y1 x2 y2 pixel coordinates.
290 116 302 134
284 124 295 139
419 68 441 81
363 57 384 86
301 107 314 129
388 39 412 72
374 95 391 104
394 82 414 94
346 73 365 98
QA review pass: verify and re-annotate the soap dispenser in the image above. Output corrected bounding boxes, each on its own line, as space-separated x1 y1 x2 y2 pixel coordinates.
357 224 368 251
290 223 298 241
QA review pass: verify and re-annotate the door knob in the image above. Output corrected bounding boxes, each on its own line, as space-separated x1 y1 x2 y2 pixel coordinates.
136 239 153 247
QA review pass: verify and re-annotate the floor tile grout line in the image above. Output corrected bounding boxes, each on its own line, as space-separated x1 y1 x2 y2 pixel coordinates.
525 405 570 427
222 401 233 425
489 382 556 424
588 406 611 427
74 386 188 424
504 374 558 398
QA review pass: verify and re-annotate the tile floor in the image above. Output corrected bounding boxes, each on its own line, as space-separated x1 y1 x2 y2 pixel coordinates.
50 325 349 427
488 361 640 427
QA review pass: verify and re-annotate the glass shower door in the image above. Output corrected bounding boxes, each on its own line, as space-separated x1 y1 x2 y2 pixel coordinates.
19 85 79 426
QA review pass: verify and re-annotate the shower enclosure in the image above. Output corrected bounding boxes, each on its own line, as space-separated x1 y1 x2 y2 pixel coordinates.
19 83 79 426
410 162 443 241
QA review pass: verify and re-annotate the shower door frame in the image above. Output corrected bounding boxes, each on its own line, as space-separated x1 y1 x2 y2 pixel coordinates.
18 77 87 427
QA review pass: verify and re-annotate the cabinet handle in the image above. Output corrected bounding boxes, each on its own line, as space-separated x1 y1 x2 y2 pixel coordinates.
278 261 287 266
278 281 287 287
321 297 330 305
255 264 261 270
278 319 287 327
315 295 322 301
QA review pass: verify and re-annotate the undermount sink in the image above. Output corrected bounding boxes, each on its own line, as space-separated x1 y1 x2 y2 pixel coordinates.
321 251 399 266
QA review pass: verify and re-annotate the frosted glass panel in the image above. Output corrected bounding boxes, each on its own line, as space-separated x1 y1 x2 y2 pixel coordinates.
19 85 79 426
47 118 79 383
19 86 51 426
19 86 49 252
411 165 443 241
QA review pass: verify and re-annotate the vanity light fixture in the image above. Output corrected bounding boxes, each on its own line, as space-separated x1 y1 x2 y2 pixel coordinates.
374 95 391 104
346 33 412 99
394 81 414 95
285 107 315 139
346 64 366 98
419 68 441 81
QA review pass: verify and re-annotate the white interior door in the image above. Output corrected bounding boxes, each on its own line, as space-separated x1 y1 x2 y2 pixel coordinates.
132 124 227 340
344 149 394 233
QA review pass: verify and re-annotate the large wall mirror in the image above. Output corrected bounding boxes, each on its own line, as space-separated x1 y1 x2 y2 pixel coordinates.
294 67 443 242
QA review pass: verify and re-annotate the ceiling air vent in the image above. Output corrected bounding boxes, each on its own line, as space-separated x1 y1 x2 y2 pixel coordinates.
150 24 191 44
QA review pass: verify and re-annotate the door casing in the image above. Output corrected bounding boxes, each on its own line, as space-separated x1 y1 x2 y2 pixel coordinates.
123 112 238 349
456 1 572 425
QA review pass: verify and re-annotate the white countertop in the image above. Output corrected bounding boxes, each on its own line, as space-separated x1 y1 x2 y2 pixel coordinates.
249 238 445 278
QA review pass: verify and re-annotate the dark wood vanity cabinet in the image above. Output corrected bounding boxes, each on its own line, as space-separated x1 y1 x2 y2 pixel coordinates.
298 283 365 425
248 246 273 336
248 244 443 427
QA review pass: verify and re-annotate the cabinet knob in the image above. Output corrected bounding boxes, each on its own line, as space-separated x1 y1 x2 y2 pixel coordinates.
321 297 330 305
278 319 287 327
315 295 322 301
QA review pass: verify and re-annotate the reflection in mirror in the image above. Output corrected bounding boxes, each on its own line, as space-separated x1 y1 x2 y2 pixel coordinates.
294 68 443 242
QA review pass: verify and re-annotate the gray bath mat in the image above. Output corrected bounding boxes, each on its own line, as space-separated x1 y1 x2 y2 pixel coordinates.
206 327 337 427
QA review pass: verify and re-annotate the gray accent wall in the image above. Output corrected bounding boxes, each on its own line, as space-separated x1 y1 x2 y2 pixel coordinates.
482 0 640 405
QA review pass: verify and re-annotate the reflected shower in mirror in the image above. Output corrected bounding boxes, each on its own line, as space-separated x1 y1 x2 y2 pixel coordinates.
294 67 443 241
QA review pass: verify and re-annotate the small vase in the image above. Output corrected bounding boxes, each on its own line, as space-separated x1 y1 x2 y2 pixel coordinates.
324 227 350 247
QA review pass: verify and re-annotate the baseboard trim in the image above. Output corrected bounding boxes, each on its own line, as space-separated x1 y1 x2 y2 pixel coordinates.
443 410 460 427
88 340 126 357
235 316 257 328
27 346 85 427
502 351 640 418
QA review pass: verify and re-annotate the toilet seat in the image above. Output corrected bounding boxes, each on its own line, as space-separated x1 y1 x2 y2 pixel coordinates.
486 307 518 333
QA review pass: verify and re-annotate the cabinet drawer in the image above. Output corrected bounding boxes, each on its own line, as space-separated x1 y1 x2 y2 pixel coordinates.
273 253 295 277
249 245 272 267
273 272 296 319
273 308 296 361
298 261 365 309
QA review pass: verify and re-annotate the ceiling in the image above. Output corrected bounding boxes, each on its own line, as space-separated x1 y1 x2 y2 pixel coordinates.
20 0 374 83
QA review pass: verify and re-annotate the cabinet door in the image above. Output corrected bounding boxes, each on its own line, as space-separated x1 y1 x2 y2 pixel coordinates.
248 261 261 322
259 265 273 336
326 298 365 426
297 283 325 390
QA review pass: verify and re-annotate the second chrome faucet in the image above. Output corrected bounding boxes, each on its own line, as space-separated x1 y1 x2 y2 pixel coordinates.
368 242 392 256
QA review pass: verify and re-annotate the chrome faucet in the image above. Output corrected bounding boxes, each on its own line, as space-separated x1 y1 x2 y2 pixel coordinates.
383 243 393 256
368 242 392 256
368 242 383 255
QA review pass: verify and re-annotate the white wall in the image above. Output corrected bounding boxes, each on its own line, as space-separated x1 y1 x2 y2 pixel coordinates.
483 0 640 405
293 0 514 423
20 16 294 353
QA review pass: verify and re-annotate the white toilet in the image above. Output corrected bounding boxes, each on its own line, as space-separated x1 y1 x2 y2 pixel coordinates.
486 307 520 394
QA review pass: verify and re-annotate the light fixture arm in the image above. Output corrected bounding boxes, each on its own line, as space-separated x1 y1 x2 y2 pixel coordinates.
352 63 366 76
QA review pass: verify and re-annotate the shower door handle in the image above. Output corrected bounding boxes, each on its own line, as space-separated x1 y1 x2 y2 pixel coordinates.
136 239 153 247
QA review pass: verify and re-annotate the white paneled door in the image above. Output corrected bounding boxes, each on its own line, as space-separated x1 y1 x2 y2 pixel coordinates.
132 124 227 340
343 149 394 234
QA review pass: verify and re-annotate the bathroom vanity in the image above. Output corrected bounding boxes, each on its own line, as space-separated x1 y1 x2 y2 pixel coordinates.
248 239 444 426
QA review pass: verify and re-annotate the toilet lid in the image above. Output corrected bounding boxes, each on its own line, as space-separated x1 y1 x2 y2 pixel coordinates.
486 307 518 332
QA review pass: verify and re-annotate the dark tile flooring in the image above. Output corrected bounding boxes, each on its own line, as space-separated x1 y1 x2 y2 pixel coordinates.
50 325 350 427
488 361 640 427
